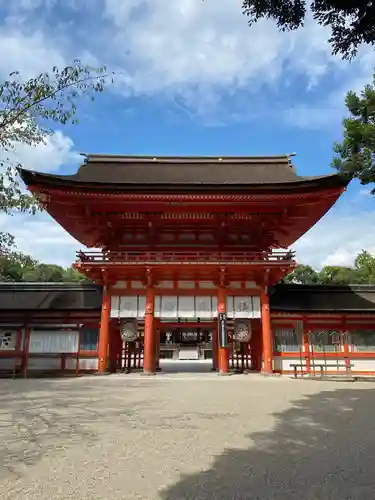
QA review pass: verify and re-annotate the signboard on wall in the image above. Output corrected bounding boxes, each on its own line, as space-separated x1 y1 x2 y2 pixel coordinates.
218 312 228 348
0 329 17 350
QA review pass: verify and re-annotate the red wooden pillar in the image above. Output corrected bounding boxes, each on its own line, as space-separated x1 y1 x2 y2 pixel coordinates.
143 287 156 374
260 286 273 374
23 325 31 379
218 287 229 374
211 323 219 371
250 319 262 371
109 320 121 373
303 319 311 374
155 322 161 371
98 287 110 373
342 317 350 373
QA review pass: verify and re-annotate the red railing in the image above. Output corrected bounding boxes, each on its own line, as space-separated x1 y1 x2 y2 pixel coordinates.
76 250 295 265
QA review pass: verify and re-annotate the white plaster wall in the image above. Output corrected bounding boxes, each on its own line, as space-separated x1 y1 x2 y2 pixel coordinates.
350 359 375 372
274 356 375 374
309 359 347 373
65 357 98 370
273 357 303 372
27 357 61 370
0 358 19 370
112 280 127 289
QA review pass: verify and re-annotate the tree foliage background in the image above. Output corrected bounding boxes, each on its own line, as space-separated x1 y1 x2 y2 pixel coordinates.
332 72 375 192
282 250 375 285
0 251 88 282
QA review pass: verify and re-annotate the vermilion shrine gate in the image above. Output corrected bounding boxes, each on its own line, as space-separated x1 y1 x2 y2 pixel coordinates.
18 154 349 375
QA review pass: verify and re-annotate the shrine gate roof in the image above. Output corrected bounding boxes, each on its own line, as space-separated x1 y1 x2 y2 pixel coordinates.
19 154 348 192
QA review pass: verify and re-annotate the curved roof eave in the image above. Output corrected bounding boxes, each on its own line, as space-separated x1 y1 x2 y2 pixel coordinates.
18 168 350 193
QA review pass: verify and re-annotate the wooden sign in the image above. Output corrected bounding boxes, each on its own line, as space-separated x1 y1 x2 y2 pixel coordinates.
218 312 228 348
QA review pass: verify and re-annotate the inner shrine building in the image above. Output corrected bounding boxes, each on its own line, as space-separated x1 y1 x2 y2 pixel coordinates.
17 154 351 375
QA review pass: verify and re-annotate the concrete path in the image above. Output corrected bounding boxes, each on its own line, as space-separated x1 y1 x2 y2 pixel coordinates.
1 373 375 499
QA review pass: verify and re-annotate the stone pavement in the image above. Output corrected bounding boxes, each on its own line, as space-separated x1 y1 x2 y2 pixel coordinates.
1 372 375 499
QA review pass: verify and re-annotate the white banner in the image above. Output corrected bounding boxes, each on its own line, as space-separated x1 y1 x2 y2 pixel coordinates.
111 295 146 319
155 296 218 319
111 294 260 319
226 296 261 319
110 296 120 318
195 296 217 319
178 296 195 318
159 296 178 318
29 330 79 354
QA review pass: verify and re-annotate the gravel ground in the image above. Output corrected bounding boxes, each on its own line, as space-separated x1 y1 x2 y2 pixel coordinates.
1 368 375 500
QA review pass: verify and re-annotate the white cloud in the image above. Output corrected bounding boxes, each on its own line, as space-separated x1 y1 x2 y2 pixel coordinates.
8 130 81 173
0 129 80 258
0 29 66 79
104 1 335 96
0 212 80 266
284 45 375 130
0 0 372 122
294 208 375 269
100 1 375 123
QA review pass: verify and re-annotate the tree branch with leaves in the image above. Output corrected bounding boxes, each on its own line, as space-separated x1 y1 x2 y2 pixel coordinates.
242 0 375 60
0 60 112 255
332 72 375 193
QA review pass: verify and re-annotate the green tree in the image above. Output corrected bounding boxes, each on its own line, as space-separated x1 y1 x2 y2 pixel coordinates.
282 264 320 284
332 73 375 193
22 263 65 282
63 266 90 282
242 0 375 59
0 60 111 253
353 250 375 283
318 265 355 284
0 250 37 281
0 249 91 283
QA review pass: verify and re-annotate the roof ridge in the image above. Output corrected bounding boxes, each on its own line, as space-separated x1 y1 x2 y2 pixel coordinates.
83 154 293 164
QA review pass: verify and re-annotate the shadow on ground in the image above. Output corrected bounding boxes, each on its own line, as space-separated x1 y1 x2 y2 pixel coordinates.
161 385 375 500
0 378 157 480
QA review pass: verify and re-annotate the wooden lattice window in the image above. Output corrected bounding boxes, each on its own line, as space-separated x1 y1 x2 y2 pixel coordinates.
80 328 99 351
310 329 341 353
274 328 301 352
351 330 375 353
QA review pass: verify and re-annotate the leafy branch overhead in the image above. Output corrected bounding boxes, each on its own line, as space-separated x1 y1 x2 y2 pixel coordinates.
0 61 110 147
242 0 375 59
332 72 375 192
0 60 112 249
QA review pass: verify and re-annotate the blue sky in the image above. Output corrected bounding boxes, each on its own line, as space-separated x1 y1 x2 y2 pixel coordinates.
0 0 374 269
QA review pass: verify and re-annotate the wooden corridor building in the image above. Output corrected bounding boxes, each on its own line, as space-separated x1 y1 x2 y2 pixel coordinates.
1 282 375 376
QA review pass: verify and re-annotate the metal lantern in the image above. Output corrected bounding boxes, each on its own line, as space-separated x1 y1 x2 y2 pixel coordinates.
232 321 252 343
120 319 139 342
